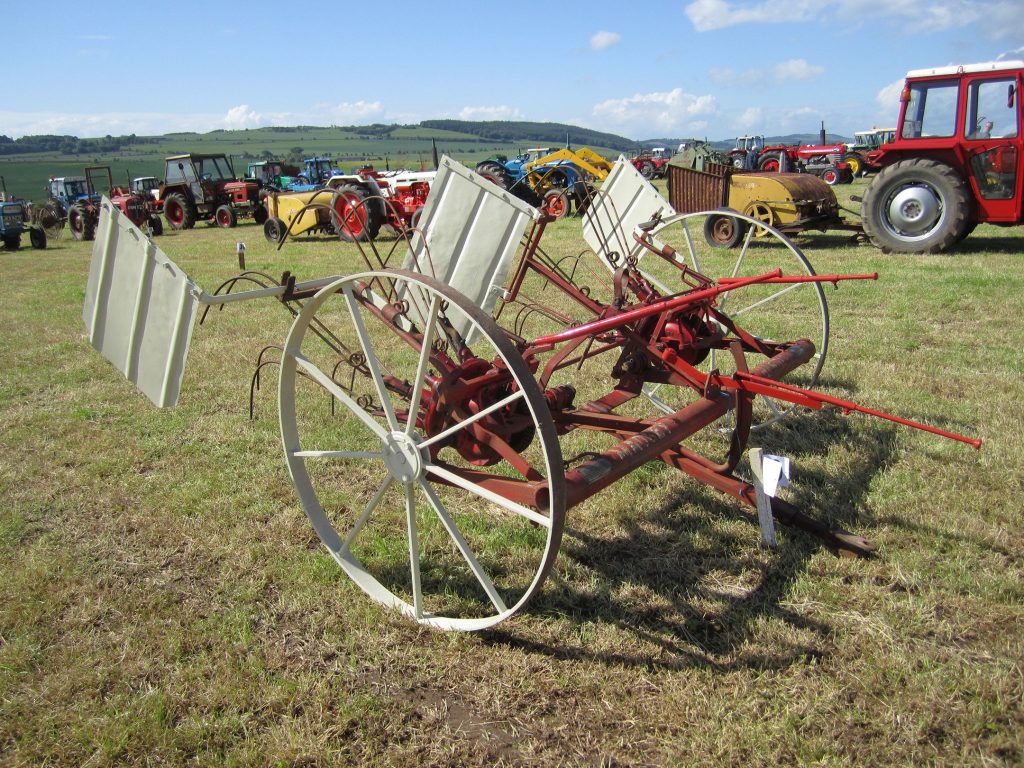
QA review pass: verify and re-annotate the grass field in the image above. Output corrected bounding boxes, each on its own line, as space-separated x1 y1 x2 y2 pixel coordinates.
1 177 1022 766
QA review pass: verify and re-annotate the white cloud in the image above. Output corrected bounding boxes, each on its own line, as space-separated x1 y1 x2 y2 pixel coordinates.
318 100 386 123
772 59 824 80
685 0 817 32
455 105 524 121
876 79 904 113
735 107 763 131
685 0 1017 37
222 105 263 130
592 88 718 135
590 31 621 50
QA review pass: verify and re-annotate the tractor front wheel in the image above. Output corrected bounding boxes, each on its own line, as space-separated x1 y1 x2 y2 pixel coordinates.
68 204 96 241
148 215 164 236
2 236 19 250
29 228 46 249
862 159 970 254
215 205 237 228
638 159 655 179
820 166 841 186
163 193 195 230
542 189 570 219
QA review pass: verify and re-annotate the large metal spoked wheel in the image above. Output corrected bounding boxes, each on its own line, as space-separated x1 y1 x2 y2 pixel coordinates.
279 269 565 630
640 210 829 431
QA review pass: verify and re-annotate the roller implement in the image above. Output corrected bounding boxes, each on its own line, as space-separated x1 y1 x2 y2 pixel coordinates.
83 156 979 631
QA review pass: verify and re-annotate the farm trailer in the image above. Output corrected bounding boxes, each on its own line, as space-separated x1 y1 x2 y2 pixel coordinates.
81 156 978 631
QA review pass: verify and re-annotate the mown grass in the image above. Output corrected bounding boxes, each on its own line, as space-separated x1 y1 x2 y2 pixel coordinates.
0 178 1022 766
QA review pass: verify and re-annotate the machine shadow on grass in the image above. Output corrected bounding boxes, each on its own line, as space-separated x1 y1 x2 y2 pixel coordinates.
485 407 901 672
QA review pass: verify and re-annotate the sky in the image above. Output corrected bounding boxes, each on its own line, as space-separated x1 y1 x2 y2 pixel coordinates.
3 0 1023 142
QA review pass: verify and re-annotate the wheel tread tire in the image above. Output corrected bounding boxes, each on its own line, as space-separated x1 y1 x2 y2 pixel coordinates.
862 158 970 254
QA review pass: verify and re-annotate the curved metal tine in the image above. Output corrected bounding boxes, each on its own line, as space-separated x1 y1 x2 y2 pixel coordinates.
424 463 551 528
341 283 399 431
200 273 282 324
418 479 507 613
405 483 424 617
250 359 279 419
292 351 388 440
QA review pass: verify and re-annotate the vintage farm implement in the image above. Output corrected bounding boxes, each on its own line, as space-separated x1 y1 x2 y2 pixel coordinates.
83 156 979 631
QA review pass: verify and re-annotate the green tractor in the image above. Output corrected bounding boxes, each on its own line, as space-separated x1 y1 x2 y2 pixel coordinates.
0 177 47 251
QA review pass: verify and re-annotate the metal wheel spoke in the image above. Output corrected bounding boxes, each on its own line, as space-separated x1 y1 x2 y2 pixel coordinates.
342 284 398 431
293 351 388 439
418 390 527 450
405 483 423 617
342 475 394 552
425 463 551 528
292 449 383 460
405 293 441 437
730 281 805 318
419 480 507 613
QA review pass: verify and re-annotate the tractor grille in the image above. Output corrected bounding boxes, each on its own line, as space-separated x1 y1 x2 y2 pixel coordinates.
126 200 145 218
3 207 25 227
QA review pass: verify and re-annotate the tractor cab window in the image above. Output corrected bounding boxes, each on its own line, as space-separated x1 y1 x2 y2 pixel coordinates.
900 79 958 138
65 180 87 197
964 77 1019 140
195 157 232 182
165 163 187 185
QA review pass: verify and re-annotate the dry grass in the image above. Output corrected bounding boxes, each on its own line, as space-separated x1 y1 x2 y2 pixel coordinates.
1 180 1022 766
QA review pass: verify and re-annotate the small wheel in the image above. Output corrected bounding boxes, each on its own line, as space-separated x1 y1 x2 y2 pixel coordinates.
638 159 655 179
640 211 829 431
68 204 95 241
845 154 863 177
703 213 747 248
279 269 565 630
332 184 383 242
215 204 237 228
821 166 841 186
542 189 570 219
263 217 286 243
29 228 46 249
745 202 776 237
36 203 64 239
148 215 164 236
163 192 195 230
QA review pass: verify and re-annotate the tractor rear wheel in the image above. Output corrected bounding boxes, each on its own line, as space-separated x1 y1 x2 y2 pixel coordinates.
757 152 782 172
475 161 506 180
332 184 383 242
68 204 95 241
478 168 511 191
542 190 570 219
29 228 46 249
862 158 970 254
215 204 237 228
163 193 195 230
703 213 748 248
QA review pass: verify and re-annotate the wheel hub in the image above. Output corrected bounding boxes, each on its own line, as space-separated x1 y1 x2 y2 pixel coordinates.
887 185 940 236
382 431 425 483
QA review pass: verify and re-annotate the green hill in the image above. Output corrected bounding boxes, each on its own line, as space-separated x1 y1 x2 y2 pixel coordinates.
0 121 643 201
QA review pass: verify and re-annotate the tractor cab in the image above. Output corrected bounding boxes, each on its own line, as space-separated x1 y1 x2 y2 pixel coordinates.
50 176 91 204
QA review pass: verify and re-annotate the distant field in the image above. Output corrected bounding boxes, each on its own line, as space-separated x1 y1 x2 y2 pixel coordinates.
0 124 626 201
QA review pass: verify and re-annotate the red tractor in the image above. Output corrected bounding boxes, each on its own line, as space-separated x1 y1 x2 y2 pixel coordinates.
88 167 163 235
630 147 673 179
862 60 1024 253
158 154 267 230
728 135 852 184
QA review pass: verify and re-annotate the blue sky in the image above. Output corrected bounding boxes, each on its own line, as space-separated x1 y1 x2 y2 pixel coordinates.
3 0 1022 141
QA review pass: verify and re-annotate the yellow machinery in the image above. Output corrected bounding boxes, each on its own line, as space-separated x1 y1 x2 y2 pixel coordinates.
666 159 859 247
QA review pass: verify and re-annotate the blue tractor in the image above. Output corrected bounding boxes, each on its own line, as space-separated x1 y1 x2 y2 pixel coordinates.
475 147 596 218
37 173 103 240
0 177 46 251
